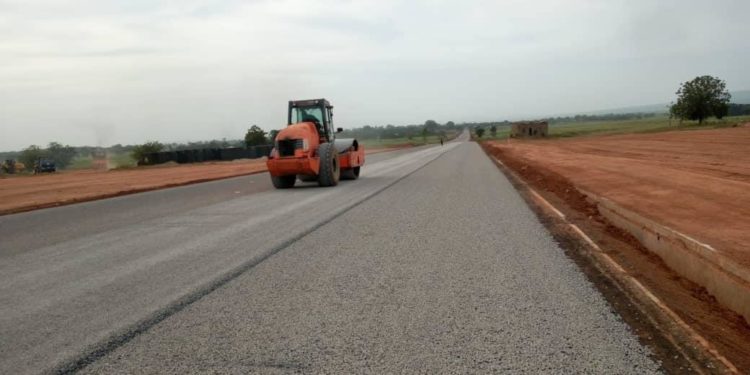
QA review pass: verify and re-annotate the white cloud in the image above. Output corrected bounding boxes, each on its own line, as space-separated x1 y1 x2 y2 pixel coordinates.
1 0 749 150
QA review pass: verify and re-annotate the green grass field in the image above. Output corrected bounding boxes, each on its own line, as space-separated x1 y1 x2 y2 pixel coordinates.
476 115 750 140
68 153 136 170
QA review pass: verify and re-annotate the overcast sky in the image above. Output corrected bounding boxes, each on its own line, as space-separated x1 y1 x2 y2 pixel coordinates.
1 0 748 150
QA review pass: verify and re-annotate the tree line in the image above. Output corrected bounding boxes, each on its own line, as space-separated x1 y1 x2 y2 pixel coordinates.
1 143 77 171
728 103 750 116
247 120 460 144
542 112 658 124
1 139 251 172
338 120 457 141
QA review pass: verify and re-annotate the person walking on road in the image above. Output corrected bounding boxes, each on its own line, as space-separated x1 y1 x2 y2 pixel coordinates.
440 137 444 146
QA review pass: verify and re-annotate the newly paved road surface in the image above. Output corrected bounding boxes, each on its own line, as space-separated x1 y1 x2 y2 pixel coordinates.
1 132 660 374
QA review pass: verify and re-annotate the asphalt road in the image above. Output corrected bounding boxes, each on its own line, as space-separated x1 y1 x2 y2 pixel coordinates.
1 131 660 374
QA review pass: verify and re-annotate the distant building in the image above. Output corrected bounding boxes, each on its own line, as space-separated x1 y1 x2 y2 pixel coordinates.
511 121 548 138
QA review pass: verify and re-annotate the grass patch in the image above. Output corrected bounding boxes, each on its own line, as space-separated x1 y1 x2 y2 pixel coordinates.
68 156 93 169
476 129 511 141
474 115 750 141
67 153 135 170
109 153 136 168
548 115 750 138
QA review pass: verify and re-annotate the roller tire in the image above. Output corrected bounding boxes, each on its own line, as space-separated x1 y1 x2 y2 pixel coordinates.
340 166 360 180
317 143 340 187
271 174 296 189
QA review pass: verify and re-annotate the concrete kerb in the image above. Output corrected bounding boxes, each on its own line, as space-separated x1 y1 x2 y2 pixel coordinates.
579 188 750 325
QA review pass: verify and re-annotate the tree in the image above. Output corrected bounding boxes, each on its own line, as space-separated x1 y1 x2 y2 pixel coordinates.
131 141 164 163
18 145 46 170
490 125 497 137
445 121 456 129
267 129 280 143
245 125 267 147
475 127 485 138
421 127 428 143
46 142 77 169
424 120 439 132
670 75 731 124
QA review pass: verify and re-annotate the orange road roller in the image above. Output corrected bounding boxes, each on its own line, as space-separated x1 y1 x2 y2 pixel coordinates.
267 99 365 188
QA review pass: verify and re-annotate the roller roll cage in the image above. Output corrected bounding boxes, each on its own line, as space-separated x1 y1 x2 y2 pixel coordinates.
288 98 336 142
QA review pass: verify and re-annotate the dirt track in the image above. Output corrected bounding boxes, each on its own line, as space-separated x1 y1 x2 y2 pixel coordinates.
486 126 750 268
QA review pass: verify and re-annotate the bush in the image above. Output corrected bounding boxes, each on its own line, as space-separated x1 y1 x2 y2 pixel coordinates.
131 141 164 163
18 145 45 171
46 142 77 169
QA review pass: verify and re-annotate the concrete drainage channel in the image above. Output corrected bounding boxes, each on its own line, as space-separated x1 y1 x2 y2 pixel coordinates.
580 189 750 326
487 155 740 374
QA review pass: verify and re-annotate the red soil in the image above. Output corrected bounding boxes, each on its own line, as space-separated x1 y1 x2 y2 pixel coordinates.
484 127 750 370
485 126 750 268
0 160 267 215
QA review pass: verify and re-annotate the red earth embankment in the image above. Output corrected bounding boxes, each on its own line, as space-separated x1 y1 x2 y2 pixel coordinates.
485 126 750 269
483 126 750 369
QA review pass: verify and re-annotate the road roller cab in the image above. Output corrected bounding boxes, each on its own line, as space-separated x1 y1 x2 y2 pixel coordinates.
267 99 365 188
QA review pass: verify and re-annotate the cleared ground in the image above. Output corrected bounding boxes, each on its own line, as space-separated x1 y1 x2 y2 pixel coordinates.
486 125 750 268
0 133 663 374
484 125 750 370
0 160 267 215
